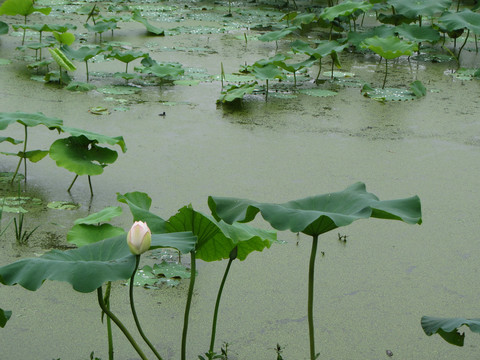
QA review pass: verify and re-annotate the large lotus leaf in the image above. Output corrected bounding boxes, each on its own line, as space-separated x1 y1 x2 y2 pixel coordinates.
49 136 118 176
0 0 51 16
74 206 123 225
387 0 451 19
321 1 373 21
61 45 106 62
0 308 12 328
117 192 167 234
150 232 197 254
0 235 136 293
61 126 126 152
258 27 297 42
421 316 480 346
395 24 440 43
208 182 421 236
361 36 417 59
0 21 8 35
132 9 165 35
0 112 63 131
439 10 480 35
252 64 285 81
166 205 276 261
67 223 125 246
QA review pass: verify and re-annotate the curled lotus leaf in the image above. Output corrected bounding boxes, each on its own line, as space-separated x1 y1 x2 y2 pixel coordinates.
320 1 373 21
208 182 422 237
438 10 480 35
421 316 480 346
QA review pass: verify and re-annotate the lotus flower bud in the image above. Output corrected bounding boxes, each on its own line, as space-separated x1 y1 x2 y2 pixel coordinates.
127 221 151 255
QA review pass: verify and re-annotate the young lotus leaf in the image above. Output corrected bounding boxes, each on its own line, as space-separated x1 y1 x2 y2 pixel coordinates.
138 61 185 80
84 21 117 35
74 206 123 225
53 31 75 45
117 191 167 234
361 35 417 59
208 182 422 236
0 308 12 328
0 235 136 293
61 45 106 62
1 149 49 163
107 49 148 65
67 223 125 246
218 82 257 103
394 24 440 44
421 316 480 346
438 10 480 35
0 21 8 35
49 135 118 176
48 48 76 72
387 0 451 20
132 9 165 36
409 80 426 97
320 1 373 21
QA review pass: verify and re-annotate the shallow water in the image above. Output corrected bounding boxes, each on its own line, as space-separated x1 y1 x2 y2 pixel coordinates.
1 1 480 359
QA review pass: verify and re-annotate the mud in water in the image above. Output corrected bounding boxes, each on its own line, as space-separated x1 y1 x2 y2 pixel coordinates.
1 1 480 359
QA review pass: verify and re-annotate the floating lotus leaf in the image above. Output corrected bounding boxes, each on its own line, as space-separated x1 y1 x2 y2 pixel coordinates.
49 135 118 176
74 206 123 225
320 1 373 21
299 88 337 97
361 84 418 101
361 35 417 59
439 9 480 35
47 201 80 210
209 182 421 237
66 81 96 92
421 316 480 346
387 0 451 19
117 191 167 234
132 9 165 36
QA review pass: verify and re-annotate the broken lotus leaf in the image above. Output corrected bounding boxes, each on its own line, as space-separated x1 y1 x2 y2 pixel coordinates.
61 126 126 153
421 316 480 346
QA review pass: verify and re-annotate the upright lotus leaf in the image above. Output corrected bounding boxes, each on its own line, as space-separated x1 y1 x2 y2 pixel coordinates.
258 26 297 42
209 182 422 236
150 232 197 254
387 0 451 23
395 23 440 44
0 136 22 145
74 206 123 225
131 9 165 36
421 316 480 346
48 47 76 71
67 223 125 246
138 57 184 81
252 64 285 101
361 35 417 59
218 82 257 104
53 31 75 45
0 308 12 328
117 191 167 234
347 25 396 48
439 10 480 35
0 21 8 35
84 21 117 36
0 235 136 293
61 45 106 81
107 49 148 73
321 1 373 21
61 126 126 153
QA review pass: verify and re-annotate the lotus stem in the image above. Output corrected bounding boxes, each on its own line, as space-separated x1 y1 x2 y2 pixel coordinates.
103 281 114 360
10 125 27 184
265 79 269 102
85 61 90 82
88 175 94 196
315 59 322 83
97 286 149 360
67 175 79 192
209 247 237 354
382 58 388 89
308 234 319 360
129 255 164 360
181 251 197 360
457 29 470 60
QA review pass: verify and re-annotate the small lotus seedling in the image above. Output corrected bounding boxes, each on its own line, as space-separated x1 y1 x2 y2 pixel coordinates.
208 183 422 360
252 63 285 101
48 47 76 84
0 112 63 183
0 0 51 44
107 49 148 73
361 35 417 88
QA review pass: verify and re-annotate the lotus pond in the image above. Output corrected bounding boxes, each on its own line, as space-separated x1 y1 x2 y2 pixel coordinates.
1 0 480 359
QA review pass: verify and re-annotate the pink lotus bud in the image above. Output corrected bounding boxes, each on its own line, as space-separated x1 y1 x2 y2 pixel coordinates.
127 221 151 255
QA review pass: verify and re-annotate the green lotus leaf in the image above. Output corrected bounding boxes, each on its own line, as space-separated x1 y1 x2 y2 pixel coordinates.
74 206 123 225
395 24 440 43
208 182 422 237
138 62 184 79
0 136 22 145
320 1 373 21
0 112 63 131
218 82 257 103
421 316 480 346
167 205 276 262
387 0 451 19
66 81 96 92
117 191 167 234
61 127 126 153
67 223 125 246
361 35 417 59
258 27 297 42
84 21 117 34
61 45 106 62
23 150 49 162
48 48 76 72
291 13 317 27
0 0 51 16
410 80 426 97
0 308 12 328
0 235 136 293
150 232 197 254
252 64 285 81
53 31 75 45
0 21 8 35
361 84 419 101
49 135 118 176
439 10 480 35
107 49 148 64
347 25 396 48
132 9 165 35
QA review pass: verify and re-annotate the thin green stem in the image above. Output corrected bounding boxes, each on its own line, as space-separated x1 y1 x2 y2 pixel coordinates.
88 175 94 196
265 79 269 102
209 257 234 353
97 287 149 360
129 255 164 360
11 125 27 184
181 251 197 360
308 234 319 360
457 29 470 60
86 61 90 82
315 59 322 83
104 281 114 360
67 175 79 192
382 58 388 89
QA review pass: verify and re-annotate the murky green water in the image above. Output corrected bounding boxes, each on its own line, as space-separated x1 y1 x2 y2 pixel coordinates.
1 1 480 359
